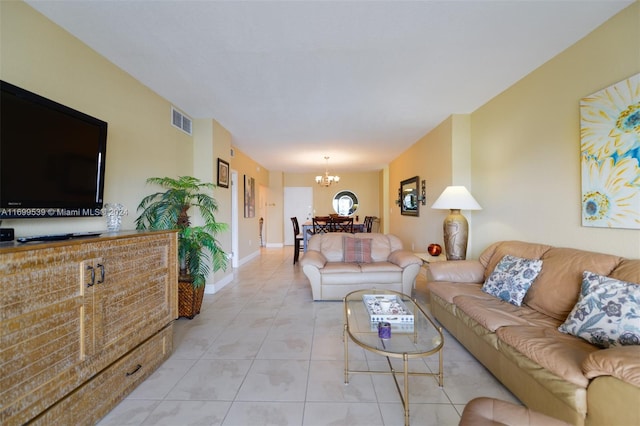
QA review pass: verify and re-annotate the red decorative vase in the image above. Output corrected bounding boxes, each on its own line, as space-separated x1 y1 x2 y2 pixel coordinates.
428 243 442 256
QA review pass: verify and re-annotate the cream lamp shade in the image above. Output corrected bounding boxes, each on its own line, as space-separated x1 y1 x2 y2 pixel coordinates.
431 186 482 260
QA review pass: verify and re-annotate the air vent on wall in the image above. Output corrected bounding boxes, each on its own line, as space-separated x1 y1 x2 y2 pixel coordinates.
171 106 192 135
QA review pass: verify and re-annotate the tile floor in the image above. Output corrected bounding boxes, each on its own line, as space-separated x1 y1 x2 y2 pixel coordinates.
98 247 520 426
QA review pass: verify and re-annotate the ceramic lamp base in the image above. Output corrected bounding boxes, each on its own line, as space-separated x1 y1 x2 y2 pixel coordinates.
443 209 469 260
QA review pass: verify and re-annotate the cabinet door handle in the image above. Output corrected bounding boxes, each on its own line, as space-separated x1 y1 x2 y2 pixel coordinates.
86 265 95 287
96 263 105 284
126 364 142 377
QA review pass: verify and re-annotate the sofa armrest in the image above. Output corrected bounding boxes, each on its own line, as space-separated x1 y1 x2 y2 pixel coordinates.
299 251 327 268
428 260 485 283
388 250 422 268
586 376 640 426
582 346 640 387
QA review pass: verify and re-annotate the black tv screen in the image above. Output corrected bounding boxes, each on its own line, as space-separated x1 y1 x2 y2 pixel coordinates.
1 80 108 219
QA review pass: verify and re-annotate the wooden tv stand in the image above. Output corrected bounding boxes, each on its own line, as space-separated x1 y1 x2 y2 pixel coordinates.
0 230 178 425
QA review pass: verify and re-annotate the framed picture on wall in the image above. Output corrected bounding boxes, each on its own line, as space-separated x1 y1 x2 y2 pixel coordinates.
217 158 229 188
244 175 255 218
400 176 419 216
580 73 640 229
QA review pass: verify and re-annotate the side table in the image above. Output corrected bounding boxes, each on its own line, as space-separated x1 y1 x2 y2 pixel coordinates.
414 252 447 280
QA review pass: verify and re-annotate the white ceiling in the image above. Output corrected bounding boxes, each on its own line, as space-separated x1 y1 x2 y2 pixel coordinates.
27 0 633 173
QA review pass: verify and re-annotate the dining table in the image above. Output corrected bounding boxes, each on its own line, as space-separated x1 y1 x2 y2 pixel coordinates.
302 220 365 252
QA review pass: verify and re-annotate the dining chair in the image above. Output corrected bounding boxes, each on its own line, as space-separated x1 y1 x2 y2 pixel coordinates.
371 217 380 233
313 216 332 234
332 216 353 233
363 216 376 232
290 217 304 264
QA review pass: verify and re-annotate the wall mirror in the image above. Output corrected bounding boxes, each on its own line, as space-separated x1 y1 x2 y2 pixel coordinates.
400 176 419 216
333 190 359 216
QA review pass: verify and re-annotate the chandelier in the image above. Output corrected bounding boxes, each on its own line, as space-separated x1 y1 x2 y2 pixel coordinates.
315 156 340 187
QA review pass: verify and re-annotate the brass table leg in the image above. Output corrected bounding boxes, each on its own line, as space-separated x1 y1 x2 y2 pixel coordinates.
438 326 444 387
343 323 349 384
403 353 409 426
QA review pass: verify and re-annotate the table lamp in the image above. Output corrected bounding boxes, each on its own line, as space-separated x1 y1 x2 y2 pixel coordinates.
431 186 482 260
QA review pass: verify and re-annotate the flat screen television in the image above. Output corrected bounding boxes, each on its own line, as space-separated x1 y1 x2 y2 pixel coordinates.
1 80 108 219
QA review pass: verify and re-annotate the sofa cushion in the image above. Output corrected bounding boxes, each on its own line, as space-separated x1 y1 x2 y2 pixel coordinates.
524 247 622 321
356 232 404 252
477 241 502 269
429 282 487 304
558 271 640 348
582 346 640 387
343 237 372 263
317 234 347 262
359 261 402 273
454 294 561 332
610 259 640 284
357 233 395 262
308 233 399 263
496 326 599 388
321 267 402 285
482 255 543 306
482 241 552 281
455 306 504 347
321 262 362 274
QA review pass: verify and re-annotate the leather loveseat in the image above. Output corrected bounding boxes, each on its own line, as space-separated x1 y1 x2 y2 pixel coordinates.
300 233 422 301
428 240 640 426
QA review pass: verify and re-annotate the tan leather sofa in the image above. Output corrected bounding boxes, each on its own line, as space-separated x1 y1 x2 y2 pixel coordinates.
300 233 422 300
460 397 572 426
428 241 640 426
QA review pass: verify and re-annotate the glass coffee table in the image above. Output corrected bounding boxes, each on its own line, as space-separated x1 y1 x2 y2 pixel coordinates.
343 289 444 426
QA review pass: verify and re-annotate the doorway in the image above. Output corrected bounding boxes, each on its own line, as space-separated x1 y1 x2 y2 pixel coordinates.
284 187 313 246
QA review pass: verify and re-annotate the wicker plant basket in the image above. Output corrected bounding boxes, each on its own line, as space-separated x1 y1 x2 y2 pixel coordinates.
178 278 205 319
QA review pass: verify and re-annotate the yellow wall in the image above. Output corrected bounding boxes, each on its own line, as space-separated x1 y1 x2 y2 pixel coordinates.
388 116 454 252
284 171 381 221
0 1 193 236
211 120 233 266
229 147 269 259
389 2 639 258
193 119 233 286
471 1 639 258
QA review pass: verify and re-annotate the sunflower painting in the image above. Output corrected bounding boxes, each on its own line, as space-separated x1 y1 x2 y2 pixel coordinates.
580 73 640 229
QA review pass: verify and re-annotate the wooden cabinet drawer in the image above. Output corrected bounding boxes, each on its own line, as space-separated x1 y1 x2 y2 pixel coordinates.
0 231 177 424
32 323 173 425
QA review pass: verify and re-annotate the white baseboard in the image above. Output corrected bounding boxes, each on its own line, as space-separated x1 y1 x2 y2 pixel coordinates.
238 249 260 266
205 272 234 294
203 249 262 294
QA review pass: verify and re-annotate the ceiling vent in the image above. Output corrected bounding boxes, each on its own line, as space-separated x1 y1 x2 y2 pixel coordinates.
171 106 192 135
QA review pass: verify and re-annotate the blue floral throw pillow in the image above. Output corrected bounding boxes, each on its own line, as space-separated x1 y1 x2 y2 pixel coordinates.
558 271 640 348
481 255 543 306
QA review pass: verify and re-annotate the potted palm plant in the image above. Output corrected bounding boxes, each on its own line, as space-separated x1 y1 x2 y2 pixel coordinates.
135 176 228 319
